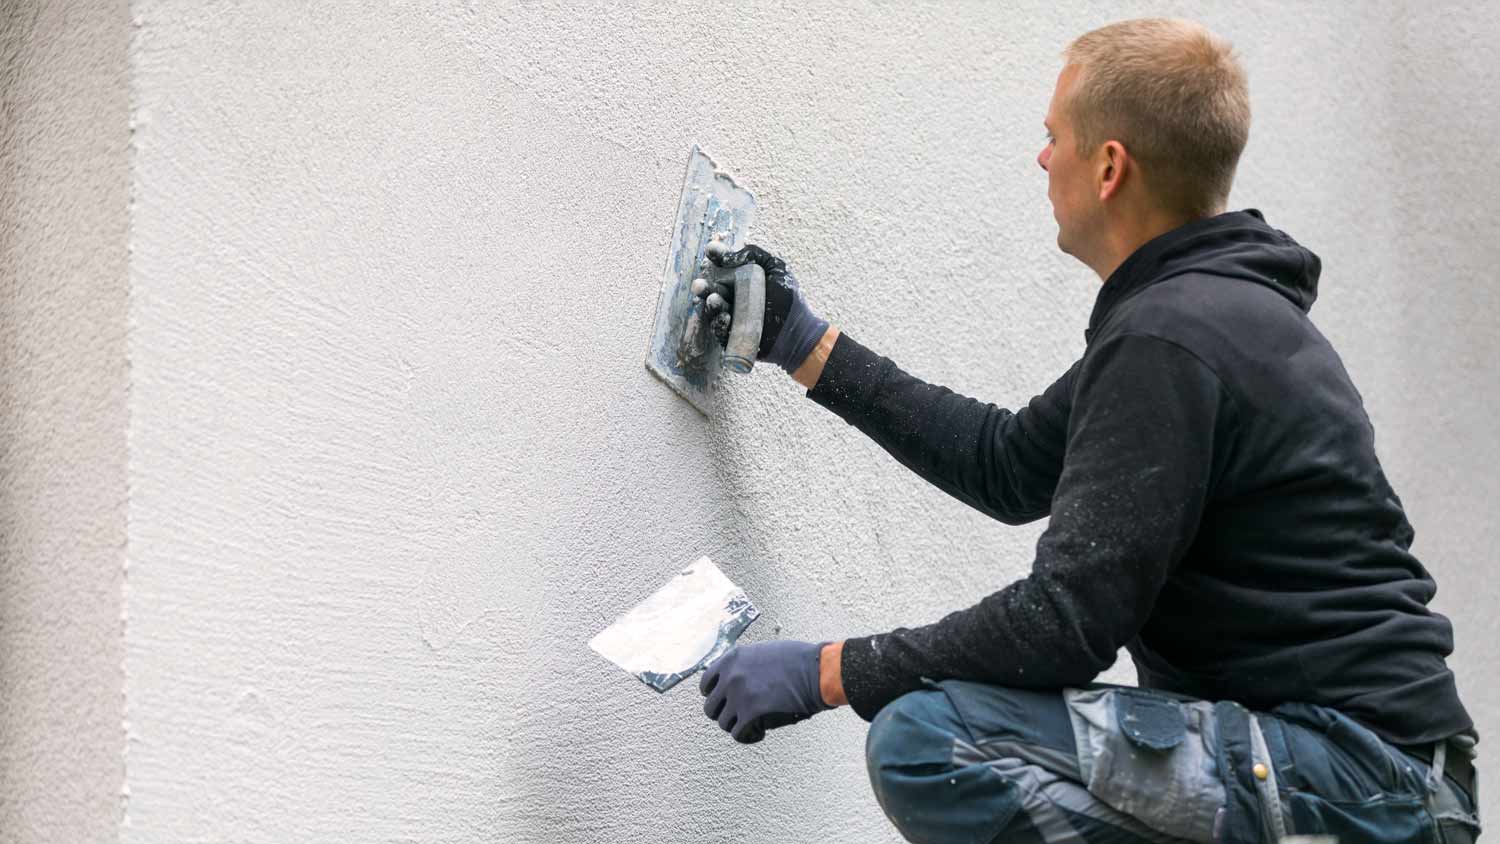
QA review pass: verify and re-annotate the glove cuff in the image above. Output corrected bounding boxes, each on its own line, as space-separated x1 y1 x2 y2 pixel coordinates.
768 299 829 374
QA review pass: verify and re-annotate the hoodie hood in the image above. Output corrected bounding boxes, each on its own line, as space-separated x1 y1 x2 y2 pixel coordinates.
1085 209 1322 344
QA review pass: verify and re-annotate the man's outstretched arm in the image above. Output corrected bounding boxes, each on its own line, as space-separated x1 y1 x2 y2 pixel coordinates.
805 327 1078 525
710 245 1075 526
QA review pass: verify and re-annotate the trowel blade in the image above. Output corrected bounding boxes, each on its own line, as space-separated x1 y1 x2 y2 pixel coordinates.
589 556 759 692
644 146 757 415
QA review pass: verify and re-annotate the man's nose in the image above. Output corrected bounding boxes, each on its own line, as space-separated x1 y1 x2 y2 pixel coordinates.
1037 145 1050 172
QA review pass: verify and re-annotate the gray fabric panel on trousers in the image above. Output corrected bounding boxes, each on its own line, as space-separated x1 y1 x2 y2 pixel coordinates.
1064 687 1226 842
976 756 1191 844
951 737 1082 782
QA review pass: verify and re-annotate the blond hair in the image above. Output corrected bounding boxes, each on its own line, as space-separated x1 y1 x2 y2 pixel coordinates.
1064 19 1250 218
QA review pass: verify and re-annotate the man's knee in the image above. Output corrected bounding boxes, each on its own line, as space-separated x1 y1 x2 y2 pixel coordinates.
864 688 1031 843
865 689 967 783
866 682 1076 780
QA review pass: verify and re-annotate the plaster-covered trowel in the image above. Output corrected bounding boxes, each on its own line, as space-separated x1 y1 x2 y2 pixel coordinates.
589 557 759 692
645 146 766 415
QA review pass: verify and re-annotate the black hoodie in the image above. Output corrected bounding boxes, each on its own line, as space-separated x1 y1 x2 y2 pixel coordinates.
810 209 1472 746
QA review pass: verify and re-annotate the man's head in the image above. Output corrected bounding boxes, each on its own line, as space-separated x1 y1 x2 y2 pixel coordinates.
1039 19 1250 277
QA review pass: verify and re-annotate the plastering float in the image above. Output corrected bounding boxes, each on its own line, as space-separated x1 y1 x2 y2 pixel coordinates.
645 146 765 415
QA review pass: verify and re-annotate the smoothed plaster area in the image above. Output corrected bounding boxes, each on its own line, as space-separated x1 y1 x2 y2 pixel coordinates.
122 2 1498 841
0 1 129 842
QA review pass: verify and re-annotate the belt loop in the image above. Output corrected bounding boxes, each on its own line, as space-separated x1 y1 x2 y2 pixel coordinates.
1425 739 1448 794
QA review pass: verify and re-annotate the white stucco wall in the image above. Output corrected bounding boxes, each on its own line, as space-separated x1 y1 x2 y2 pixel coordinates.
0 2 128 842
3 2 1495 842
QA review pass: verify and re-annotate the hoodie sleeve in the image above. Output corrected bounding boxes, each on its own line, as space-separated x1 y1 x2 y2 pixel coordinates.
807 332 1076 525
835 333 1233 721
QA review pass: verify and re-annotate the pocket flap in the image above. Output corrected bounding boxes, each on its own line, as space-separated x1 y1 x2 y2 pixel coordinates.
1115 690 1186 751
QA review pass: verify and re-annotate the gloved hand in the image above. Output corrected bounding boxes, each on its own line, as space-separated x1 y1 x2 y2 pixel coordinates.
700 640 833 744
706 244 829 374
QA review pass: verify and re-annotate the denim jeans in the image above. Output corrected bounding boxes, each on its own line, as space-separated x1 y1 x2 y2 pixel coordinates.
865 680 1480 844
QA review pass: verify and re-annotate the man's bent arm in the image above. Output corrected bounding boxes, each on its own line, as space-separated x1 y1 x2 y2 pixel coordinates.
803 327 1077 525
835 334 1232 719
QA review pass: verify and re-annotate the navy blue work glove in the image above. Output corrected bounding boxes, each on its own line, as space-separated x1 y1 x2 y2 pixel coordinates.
707 244 829 373
700 640 833 744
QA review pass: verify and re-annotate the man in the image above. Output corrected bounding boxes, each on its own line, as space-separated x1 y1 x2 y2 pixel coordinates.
696 18 1479 844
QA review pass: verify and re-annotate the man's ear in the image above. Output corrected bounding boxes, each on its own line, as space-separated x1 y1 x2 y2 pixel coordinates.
1098 140 1128 202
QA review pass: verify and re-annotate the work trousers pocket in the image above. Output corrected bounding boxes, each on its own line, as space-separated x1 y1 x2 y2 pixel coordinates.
1065 687 1226 842
1283 793 1439 843
1270 703 1448 844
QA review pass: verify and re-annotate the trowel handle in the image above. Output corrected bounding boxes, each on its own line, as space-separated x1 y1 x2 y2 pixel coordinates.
722 264 765 374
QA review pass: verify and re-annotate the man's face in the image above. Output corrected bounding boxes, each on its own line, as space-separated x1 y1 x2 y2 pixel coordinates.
1038 65 1101 260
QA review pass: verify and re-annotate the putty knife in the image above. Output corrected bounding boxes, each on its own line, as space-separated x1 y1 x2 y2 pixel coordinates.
590 557 759 692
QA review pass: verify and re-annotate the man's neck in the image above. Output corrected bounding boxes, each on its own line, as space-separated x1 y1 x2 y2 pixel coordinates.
1091 206 1207 283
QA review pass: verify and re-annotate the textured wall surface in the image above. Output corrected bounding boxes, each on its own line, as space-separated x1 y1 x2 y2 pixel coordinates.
0 1 129 842
117 1 1500 841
